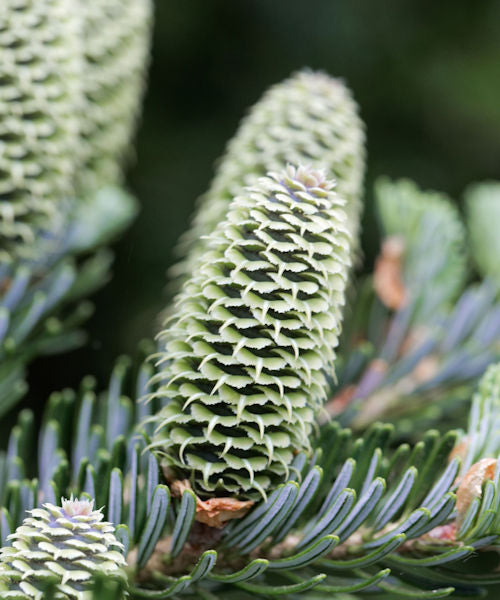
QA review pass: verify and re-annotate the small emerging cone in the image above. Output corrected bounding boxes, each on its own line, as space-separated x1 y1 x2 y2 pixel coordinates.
0 497 128 598
171 70 365 289
149 165 351 500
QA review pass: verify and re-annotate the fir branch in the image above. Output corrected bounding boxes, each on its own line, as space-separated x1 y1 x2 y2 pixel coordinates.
325 179 499 433
330 280 500 433
2 354 500 597
375 178 467 322
0 0 148 415
3 4 500 597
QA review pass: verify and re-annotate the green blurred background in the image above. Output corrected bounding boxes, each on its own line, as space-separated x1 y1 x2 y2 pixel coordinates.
29 0 500 398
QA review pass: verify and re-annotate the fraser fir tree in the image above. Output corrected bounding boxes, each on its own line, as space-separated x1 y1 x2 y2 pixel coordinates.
3 2 500 599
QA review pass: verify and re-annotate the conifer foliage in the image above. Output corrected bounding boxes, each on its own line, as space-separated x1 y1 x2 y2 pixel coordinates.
4 2 500 599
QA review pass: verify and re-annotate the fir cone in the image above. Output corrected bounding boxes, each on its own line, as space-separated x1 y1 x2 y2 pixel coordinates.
78 0 153 192
0 0 82 261
172 70 365 287
149 165 351 500
0 497 128 598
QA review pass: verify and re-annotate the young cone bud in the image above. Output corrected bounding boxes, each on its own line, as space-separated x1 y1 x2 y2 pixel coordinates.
0 497 128 598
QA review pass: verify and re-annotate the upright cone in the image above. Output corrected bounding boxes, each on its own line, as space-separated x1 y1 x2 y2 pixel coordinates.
79 0 153 193
0 0 82 261
150 165 351 499
172 70 365 288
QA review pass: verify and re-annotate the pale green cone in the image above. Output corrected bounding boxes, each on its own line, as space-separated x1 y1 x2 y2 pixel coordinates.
0 498 128 599
0 0 83 261
149 165 351 500
171 70 365 288
78 0 153 193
